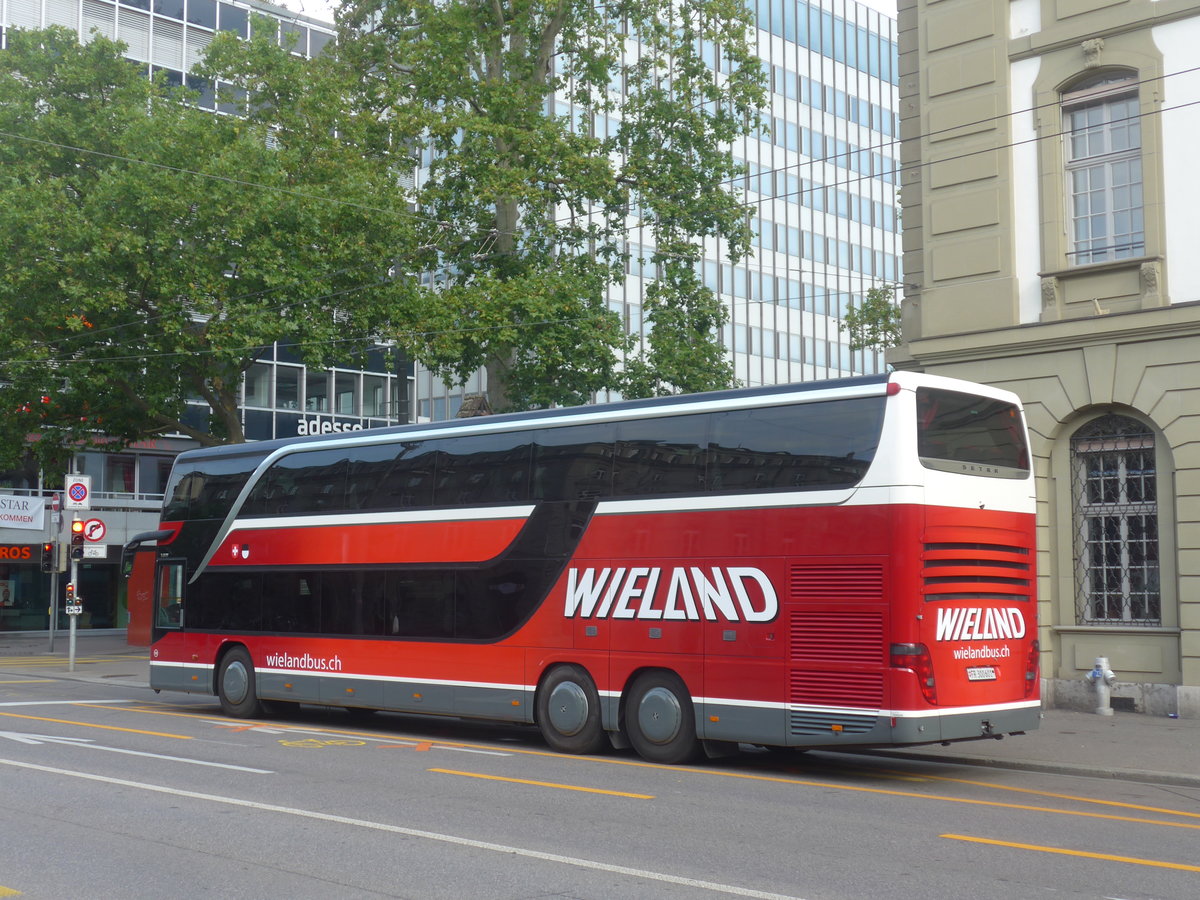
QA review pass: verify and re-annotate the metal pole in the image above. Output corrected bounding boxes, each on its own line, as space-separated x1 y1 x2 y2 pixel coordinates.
48 569 58 654
68 606 77 672
48 491 63 653
68 555 78 672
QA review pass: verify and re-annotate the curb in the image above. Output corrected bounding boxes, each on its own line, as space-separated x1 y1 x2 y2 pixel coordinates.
839 747 1200 789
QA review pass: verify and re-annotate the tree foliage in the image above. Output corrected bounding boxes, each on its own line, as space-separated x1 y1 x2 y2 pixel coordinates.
0 26 416 473
841 283 901 352
337 0 766 408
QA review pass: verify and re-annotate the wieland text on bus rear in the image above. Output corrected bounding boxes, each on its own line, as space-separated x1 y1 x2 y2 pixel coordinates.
124 371 1039 764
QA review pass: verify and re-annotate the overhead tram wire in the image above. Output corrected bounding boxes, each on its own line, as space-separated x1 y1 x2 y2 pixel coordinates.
726 63 1200 195
7 73 1198 340
6 64 1198 253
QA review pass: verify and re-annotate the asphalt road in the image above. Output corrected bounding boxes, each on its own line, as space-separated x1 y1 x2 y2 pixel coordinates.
1 674 1198 899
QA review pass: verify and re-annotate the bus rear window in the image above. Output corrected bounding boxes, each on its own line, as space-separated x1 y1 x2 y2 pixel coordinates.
916 388 1029 478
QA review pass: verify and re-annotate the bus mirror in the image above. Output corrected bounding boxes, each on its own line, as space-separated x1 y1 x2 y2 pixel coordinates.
121 529 176 579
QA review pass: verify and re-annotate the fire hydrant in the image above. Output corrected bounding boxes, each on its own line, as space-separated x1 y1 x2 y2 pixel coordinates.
1084 657 1117 716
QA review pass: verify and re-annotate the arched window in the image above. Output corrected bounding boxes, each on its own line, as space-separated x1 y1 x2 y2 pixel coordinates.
1062 71 1144 265
1070 414 1159 625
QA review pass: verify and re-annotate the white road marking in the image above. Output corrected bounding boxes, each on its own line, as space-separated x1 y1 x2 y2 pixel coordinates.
0 732 271 774
0 758 804 900
0 700 133 707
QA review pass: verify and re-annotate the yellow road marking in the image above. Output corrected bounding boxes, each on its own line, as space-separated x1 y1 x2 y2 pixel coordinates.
884 767 1200 821
431 768 654 799
0 885 22 896
943 833 1200 872
0 711 192 740
0 657 144 665
83 704 1200 829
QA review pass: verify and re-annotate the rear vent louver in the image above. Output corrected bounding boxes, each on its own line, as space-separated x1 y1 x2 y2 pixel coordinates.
922 542 1031 601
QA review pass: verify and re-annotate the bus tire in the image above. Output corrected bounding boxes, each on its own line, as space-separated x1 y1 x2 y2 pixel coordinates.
625 671 700 765
217 647 263 719
536 664 607 756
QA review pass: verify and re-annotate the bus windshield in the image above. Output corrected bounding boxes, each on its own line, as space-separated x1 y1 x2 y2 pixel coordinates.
916 387 1030 478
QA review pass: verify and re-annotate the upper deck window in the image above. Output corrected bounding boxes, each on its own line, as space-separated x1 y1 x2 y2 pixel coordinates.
917 388 1029 479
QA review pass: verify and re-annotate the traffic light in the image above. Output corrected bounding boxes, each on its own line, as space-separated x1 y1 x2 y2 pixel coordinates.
40 542 55 574
70 518 85 560
65 582 75 604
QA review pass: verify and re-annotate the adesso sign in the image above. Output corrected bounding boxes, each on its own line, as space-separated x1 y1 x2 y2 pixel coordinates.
295 418 366 436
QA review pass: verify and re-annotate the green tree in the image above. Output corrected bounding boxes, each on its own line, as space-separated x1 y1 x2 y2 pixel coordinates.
841 284 902 352
0 27 416 473
337 0 765 409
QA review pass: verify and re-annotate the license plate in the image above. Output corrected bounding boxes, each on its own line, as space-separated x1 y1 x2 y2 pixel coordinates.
966 666 997 682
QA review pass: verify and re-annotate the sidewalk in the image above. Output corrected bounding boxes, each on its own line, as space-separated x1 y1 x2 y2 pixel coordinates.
2 631 1197 786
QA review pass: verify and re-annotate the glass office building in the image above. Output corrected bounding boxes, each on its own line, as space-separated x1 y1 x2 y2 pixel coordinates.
413 0 901 419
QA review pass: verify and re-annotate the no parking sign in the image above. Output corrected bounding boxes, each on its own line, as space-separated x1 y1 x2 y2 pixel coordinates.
65 475 91 510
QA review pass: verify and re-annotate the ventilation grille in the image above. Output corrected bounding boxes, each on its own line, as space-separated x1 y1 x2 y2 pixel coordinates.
788 709 878 736
923 542 1032 600
790 610 883 665
789 671 883 709
790 564 883 602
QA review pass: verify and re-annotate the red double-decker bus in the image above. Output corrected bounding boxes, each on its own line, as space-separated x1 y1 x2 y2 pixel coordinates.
124 371 1039 763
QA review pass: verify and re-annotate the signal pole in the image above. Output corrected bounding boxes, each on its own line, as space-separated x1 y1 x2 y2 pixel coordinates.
47 492 62 653
67 516 85 671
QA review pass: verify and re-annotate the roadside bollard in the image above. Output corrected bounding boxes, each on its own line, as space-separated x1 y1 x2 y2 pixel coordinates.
1084 656 1117 716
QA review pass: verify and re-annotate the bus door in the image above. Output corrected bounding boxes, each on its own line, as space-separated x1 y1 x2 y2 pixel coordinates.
154 558 186 633
783 557 890 744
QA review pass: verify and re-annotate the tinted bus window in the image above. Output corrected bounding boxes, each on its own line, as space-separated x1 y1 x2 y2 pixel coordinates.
614 414 709 496
917 388 1029 477
435 432 532 505
163 455 261 521
345 443 402 509
709 398 883 491
244 449 350 516
364 440 439 509
531 425 614 501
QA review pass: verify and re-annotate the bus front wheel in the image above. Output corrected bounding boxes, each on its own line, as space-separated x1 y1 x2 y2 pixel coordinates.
625 671 700 765
217 647 263 719
536 664 607 755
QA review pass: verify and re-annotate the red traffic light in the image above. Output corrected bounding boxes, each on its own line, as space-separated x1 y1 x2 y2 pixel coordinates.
71 518 85 535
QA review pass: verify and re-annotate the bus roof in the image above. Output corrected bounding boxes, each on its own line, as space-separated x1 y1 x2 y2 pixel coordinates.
172 373 897 466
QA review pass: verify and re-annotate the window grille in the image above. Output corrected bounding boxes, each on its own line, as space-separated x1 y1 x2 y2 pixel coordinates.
1071 414 1160 625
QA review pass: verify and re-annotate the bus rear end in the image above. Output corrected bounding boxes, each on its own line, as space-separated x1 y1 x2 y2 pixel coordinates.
886 375 1040 744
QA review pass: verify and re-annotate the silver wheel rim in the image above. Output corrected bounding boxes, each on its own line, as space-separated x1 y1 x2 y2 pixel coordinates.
223 660 249 705
638 686 682 744
547 680 588 736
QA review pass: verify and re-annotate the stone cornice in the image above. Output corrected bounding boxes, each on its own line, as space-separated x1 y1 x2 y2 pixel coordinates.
892 300 1200 368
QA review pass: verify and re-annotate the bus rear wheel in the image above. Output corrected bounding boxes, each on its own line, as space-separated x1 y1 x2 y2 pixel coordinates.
536 664 607 755
625 671 700 765
217 647 263 719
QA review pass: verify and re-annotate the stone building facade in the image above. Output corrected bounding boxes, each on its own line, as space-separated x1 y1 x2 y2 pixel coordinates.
893 0 1200 715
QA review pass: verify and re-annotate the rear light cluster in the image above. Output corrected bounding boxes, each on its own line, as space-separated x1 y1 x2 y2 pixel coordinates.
1024 639 1040 698
890 642 937 705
